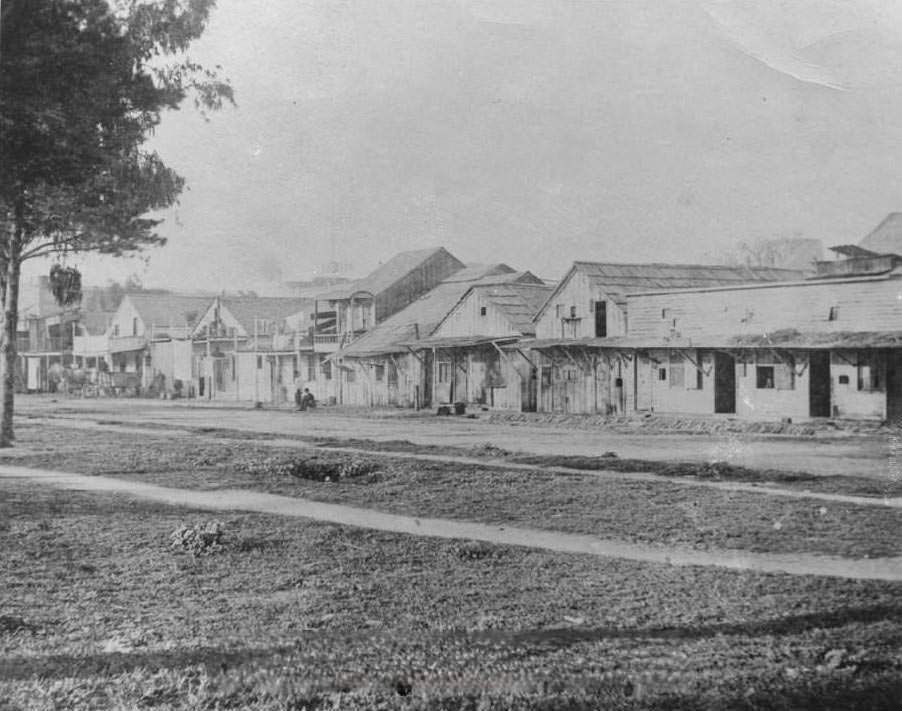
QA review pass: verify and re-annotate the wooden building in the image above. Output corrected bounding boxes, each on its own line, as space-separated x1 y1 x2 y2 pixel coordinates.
334 266 539 408
312 247 465 404
425 278 551 410
525 262 805 415
191 296 313 404
624 248 902 421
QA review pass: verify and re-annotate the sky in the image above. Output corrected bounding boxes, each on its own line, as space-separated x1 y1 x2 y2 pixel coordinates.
27 0 902 293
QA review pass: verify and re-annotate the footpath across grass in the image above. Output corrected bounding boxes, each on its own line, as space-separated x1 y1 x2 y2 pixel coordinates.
2 480 902 710
5 423 902 560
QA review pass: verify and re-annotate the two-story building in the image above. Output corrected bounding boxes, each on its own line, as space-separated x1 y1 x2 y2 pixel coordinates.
336 266 542 409
312 247 465 403
191 296 313 404
101 293 211 394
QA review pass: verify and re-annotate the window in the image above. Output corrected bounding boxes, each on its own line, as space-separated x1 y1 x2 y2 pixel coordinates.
555 304 563 318
231 356 236 380
322 359 332 380
594 301 607 337
756 352 794 390
480 306 487 316
828 306 840 321
345 368 356 383
387 361 398 386
375 364 385 381
438 362 451 383
756 365 775 389
307 356 316 382
668 351 684 388
569 305 577 318
557 365 579 381
112 324 120 336
132 317 138 336
658 367 667 381
661 308 669 320
857 352 881 391
256 356 263 370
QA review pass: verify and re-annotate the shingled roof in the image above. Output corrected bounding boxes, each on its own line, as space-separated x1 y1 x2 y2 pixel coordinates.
127 294 212 329
339 265 537 357
455 282 553 336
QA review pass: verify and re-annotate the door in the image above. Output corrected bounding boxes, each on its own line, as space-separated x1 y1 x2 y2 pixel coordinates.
521 367 537 412
887 350 902 423
635 352 653 411
809 351 831 417
713 352 736 414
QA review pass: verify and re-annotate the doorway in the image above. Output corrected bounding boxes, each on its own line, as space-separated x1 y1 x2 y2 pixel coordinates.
713 352 736 414
808 351 831 417
885 351 902 422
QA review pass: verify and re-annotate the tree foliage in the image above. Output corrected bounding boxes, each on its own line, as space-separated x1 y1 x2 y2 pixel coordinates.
0 0 233 444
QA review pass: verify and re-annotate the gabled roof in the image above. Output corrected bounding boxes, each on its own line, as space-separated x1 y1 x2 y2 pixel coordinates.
219 296 313 333
339 264 534 357
317 247 464 300
859 213 902 255
534 261 806 322
79 310 115 336
126 294 212 329
455 282 553 336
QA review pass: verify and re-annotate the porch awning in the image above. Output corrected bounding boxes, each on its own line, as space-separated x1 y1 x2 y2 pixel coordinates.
401 335 521 350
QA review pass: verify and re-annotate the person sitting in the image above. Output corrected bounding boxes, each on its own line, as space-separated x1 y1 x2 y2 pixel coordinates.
299 388 316 411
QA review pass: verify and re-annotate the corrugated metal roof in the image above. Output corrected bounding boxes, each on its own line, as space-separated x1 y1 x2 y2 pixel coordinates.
338 266 533 357
127 294 212 329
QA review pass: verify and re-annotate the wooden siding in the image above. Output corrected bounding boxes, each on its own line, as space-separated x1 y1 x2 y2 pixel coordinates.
534 271 626 340
627 275 902 341
529 349 629 415
434 291 521 339
375 250 463 322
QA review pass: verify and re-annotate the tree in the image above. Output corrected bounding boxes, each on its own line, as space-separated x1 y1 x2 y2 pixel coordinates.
0 0 232 445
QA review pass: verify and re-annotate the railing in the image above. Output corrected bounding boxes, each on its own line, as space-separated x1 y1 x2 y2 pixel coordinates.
17 336 70 352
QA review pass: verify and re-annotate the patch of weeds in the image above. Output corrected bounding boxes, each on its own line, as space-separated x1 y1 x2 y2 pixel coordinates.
170 520 225 556
0 614 36 635
454 540 505 561
235 455 379 483
469 442 513 458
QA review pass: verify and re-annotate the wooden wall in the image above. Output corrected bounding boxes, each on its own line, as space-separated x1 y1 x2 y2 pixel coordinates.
534 271 626 340
628 275 902 340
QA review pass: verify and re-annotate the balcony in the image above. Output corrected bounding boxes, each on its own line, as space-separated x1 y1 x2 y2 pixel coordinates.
108 335 147 353
314 333 341 352
17 336 70 353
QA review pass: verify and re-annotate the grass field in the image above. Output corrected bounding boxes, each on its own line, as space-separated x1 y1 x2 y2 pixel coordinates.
8 423 902 559
2 420 901 709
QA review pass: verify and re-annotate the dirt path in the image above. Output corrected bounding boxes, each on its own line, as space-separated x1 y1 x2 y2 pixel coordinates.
21 397 894 479
3 464 901 582
27 416 902 509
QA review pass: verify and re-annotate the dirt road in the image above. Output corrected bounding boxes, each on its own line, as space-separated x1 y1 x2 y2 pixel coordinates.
2 463 900 581
19 396 895 479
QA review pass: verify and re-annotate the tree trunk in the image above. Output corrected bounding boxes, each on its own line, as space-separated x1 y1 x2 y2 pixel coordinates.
1 223 22 447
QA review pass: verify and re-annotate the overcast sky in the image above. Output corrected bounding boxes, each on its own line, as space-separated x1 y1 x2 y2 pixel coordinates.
29 0 902 292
